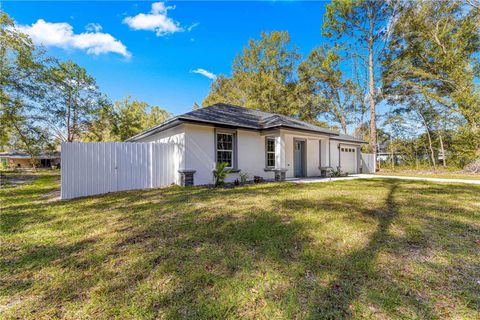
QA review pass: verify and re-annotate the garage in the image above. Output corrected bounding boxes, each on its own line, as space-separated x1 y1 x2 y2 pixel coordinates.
340 146 357 174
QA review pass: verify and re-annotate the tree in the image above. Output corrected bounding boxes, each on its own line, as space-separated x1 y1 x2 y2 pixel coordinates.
297 45 360 134
111 97 171 141
383 0 480 164
82 96 117 142
322 0 399 155
0 12 52 163
203 75 246 107
42 60 100 142
203 32 300 116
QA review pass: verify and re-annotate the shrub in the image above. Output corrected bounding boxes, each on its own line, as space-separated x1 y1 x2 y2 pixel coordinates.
253 175 264 183
239 172 248 184
329 167 348 177
213 162 233 186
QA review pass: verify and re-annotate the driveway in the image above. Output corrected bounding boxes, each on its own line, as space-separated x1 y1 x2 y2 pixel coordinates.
290 174 480 185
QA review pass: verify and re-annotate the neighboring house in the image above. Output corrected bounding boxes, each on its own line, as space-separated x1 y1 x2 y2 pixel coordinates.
377 141 404 165
0 151 61 169
127 103 367 185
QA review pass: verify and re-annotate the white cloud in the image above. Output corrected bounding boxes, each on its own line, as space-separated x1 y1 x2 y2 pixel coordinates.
186 22 199 32
85 23 102 33
16 19 130 58
191 68 217 80
123 2 185 37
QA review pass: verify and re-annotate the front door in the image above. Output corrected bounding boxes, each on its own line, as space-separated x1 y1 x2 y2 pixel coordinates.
294 140 305 177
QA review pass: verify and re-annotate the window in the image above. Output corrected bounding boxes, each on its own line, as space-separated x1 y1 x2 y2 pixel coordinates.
216 133 234 167
266 137 276 167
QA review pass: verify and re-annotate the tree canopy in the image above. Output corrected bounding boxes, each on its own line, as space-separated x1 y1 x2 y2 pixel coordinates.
1 3 480 170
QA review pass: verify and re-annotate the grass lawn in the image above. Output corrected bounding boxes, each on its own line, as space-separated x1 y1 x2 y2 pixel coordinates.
375 169 480 180
1 173 479 319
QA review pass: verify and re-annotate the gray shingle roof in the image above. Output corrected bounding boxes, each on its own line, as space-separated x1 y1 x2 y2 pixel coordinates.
128 103 366 143
332 133 367 144
178 103 339 134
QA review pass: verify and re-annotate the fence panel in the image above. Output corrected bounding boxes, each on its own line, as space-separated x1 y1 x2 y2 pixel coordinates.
61 142 177 200
361 153 375 173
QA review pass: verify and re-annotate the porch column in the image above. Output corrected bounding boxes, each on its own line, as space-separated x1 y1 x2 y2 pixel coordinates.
327 137 331 167
274 133 287 181
320 138 332 177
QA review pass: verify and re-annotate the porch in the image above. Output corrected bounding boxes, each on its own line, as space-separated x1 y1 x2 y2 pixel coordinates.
262 129 367 180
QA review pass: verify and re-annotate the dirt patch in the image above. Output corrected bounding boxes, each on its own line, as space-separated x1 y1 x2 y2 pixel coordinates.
0 175 36 188
42 189 60 203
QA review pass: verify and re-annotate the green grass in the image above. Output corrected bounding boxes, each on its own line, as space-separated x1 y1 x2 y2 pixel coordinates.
374 170 480 180
1 173 479 319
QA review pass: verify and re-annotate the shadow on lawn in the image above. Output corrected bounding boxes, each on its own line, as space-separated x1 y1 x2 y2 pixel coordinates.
2 180 314 318
100 188 312 318
281 182 441 319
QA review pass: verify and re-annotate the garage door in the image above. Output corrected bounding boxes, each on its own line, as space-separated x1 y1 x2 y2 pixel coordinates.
340 147 357 174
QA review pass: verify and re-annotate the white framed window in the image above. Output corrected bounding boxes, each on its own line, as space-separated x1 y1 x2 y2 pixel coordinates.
216 132 234 167
266 137 276 168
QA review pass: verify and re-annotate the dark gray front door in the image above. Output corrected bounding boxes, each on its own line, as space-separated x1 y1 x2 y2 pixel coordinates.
294 140 305 177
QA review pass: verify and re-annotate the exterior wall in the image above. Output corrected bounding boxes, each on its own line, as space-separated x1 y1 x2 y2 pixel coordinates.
237 129 274 181
6 158 32 168
284 134 294 178
330 140 340 169
329 140 361 174
134 125 185 185
183 124 215 185
136 123 363 185
320 139 330 167
183 124 275 185
306 139 320 176
283 131 324 178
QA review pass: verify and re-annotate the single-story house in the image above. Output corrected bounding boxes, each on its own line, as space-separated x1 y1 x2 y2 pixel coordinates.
127 103 367 186
0 151 61 169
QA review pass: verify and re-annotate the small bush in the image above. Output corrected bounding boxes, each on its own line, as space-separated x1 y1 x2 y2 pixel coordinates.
329 167 348 177
253 176 264 183
213 162 233 186
239 172 248 184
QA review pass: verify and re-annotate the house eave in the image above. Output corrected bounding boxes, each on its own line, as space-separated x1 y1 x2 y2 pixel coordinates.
330 137 368 144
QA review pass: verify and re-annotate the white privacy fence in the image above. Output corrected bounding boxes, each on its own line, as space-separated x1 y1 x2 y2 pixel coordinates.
61 142 179 200
361 153 375 173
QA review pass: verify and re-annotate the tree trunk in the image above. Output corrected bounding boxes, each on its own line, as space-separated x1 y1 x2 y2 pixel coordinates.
390 138 394 170
426 131 436 168
368 38 377 159
438 131 446 167
419 113 436 170
340 114 347 135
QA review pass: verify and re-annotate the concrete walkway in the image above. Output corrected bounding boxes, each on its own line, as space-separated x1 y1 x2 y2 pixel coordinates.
289 174 480 185
357 174 480 185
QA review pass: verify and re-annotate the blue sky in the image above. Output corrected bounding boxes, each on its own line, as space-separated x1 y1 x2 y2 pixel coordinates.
4 1 331 115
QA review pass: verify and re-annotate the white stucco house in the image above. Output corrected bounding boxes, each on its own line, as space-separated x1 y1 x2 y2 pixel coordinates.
127 103 367 186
